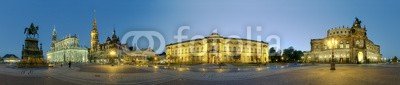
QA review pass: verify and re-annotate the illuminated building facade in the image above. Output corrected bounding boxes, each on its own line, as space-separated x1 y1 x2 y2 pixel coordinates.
88 17 126 64
2 54 20 63
166 33 269 64
123 48 158 64
305 18 382 63
47 28 88 63
88 15 154 64
93 29 128 64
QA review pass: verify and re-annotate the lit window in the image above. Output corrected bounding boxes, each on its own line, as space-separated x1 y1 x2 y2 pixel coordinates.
340 44 344 48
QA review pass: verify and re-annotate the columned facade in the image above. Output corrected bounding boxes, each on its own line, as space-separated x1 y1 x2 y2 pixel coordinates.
306 18 382 64
166 33 269 64
47 28 88 63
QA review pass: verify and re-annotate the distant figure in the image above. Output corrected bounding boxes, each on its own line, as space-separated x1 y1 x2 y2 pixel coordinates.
68 61 72 68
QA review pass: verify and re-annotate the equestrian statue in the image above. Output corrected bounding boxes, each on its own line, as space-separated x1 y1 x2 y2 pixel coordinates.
24 23 39 38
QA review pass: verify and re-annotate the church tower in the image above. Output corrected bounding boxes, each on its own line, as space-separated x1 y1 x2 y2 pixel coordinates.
51 26 57 41
90 11 99 52
51 26 57 51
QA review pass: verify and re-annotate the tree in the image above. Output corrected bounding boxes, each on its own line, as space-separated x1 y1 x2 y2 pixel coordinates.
282 46 303 62
269 47 276 54
293 50 304 61
269 47 282 63
392 56 398 63
282 47 294 62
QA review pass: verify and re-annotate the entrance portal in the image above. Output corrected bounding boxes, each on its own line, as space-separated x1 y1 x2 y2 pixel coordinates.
358 52 364 63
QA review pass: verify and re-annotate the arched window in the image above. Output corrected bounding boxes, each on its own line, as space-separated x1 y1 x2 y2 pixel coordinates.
340 41 344 48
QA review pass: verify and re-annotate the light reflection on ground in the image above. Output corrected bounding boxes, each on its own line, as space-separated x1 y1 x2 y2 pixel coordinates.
2 64 400 85
79 65 152 73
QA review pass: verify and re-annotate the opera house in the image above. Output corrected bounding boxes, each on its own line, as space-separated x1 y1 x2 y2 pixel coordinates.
303 18 382 64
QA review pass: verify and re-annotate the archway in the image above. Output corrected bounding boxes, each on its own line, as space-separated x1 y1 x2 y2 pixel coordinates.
358 52 364 63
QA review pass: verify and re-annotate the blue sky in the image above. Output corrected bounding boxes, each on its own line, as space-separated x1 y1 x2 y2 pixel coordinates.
0 0 399 58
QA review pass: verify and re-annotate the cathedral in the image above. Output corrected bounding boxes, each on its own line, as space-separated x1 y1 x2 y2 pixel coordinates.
304 18 382 64
46 27 88 63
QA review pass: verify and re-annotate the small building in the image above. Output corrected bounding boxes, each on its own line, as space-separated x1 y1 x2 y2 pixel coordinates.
122 48 158 64
3 54 20 63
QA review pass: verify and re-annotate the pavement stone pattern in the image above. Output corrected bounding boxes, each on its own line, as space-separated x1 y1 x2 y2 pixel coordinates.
0 64 400 85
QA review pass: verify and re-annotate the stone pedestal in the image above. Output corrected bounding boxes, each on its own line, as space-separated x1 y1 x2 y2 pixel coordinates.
19 38 47 67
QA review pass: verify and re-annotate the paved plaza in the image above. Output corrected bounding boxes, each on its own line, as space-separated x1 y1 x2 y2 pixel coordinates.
0 63 399 85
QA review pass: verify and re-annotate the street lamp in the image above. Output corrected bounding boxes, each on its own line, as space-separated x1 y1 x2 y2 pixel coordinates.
109 50 117 65
326 38 338 70
109 50 117 56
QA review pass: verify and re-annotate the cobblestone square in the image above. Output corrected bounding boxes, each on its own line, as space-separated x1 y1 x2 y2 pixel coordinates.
1 64 400 85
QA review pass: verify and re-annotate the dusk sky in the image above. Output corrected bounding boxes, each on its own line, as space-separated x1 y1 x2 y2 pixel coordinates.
0 0 399 58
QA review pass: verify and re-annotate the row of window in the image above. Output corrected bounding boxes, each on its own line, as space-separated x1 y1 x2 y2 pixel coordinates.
169 47 267 55
329 30 351 35
314 44 351 50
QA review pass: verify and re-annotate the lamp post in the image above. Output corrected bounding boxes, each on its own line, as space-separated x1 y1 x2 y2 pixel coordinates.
109 50 117 66
326 38 338 70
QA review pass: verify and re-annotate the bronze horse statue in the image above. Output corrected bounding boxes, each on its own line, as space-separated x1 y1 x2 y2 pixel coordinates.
24 23 39 38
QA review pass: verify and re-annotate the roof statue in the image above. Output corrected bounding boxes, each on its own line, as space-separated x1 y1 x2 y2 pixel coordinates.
353 17 362 28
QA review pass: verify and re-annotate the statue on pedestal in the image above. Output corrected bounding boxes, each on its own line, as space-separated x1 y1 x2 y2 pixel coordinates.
19 23 47 68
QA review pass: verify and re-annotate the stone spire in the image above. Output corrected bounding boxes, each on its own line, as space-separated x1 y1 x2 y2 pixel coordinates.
112 28 117 38
92 10 98 31
90 10 99 52
51 25 57 41
112 28 116 36
51 26 57 50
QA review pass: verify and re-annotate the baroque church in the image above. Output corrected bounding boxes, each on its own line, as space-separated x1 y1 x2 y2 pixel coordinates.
47 27 89 63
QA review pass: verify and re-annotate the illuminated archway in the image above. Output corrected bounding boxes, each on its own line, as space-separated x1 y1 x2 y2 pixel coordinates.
358 52 364 63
